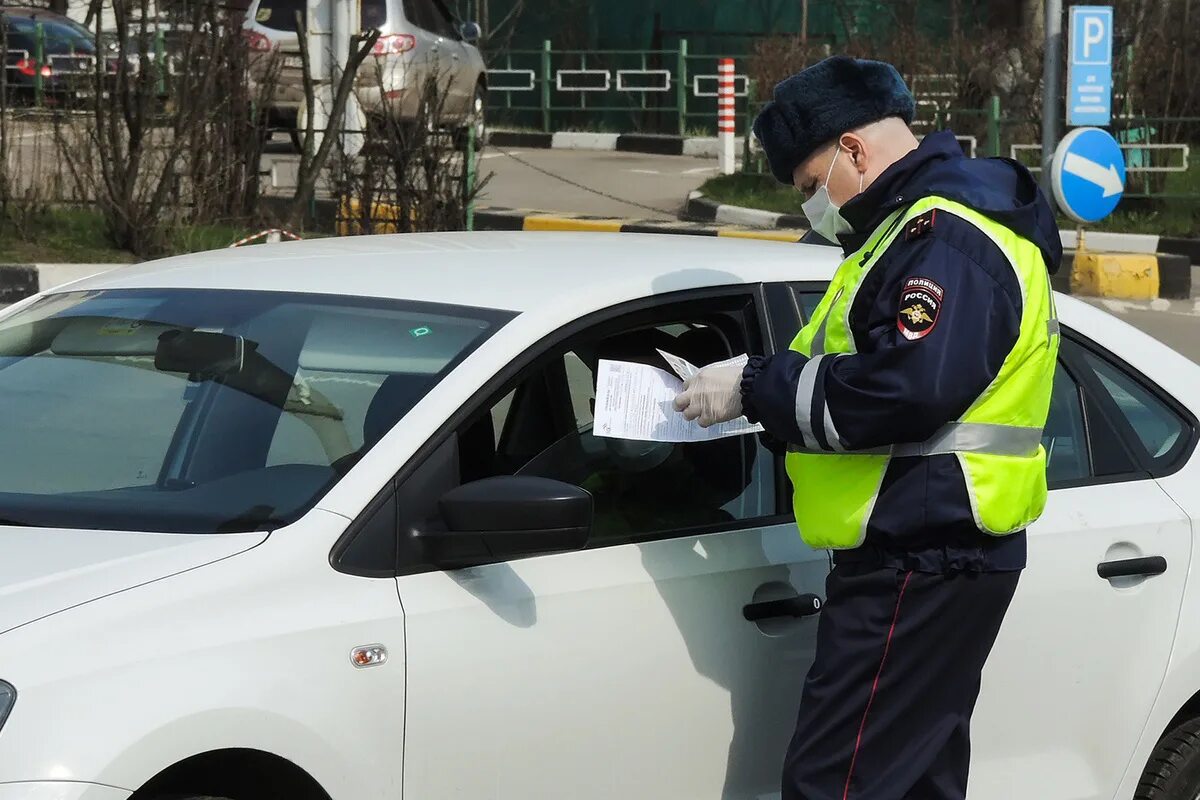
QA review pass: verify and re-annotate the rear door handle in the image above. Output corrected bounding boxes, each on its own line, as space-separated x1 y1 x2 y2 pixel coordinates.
1097 556 1167 580
743 593 823 622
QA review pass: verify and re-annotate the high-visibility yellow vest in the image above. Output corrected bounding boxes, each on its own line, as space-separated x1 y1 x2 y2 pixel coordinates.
787 196 1059 549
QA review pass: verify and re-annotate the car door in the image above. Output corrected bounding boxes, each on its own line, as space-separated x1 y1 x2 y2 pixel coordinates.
970 334 1193 800
391 289 830 799
785 284 1194 800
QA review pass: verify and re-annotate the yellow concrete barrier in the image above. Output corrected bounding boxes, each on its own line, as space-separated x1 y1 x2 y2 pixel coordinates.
1071 247 1160 300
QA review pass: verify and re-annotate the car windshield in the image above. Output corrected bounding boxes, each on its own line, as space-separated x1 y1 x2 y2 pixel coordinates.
0 289 510 533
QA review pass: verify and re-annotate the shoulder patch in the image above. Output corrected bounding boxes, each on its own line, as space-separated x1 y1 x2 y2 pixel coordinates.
904 209 937 240
898 277 944 340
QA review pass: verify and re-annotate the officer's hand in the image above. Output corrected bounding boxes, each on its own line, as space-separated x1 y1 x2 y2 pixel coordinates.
672 364 744 428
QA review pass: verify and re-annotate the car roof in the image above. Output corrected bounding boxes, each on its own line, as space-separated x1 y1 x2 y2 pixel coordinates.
67 232 841 313
0 6 72 19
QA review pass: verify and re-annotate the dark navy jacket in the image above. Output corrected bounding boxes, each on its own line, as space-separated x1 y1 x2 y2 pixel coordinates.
741 131 1062 573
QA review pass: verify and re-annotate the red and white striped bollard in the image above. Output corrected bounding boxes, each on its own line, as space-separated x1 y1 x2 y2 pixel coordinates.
718 58 736 175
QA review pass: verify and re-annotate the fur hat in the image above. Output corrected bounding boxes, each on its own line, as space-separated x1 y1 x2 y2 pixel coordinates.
753 56 916 185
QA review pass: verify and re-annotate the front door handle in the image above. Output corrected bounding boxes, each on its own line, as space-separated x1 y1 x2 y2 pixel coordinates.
1097 556 1167 580
743 593 823 622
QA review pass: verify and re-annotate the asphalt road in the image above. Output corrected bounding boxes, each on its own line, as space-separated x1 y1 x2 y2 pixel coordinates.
1083 296 1200 362
259 141 722 219
474 145 723 219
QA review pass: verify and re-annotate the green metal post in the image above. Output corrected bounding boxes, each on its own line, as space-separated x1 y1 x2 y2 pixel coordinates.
639 51 646 117
540 40 552 132
155 28 166 97
33 22 44 108
466 124 476 231
676 38 688 136
505 51 512 112
580 51 586 112
988 94 1001 157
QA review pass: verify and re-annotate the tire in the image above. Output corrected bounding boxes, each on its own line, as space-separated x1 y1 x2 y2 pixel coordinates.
1136 717 1200 799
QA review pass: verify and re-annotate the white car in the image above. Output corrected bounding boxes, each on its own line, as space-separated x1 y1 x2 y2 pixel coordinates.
0 232 1196 800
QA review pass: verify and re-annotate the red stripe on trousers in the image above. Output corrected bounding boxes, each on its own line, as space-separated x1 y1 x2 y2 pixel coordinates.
842 570 914 800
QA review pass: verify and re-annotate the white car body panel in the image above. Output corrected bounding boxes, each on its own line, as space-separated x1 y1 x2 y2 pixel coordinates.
0 234 1195 800
0 511 408 797
0 528 266 634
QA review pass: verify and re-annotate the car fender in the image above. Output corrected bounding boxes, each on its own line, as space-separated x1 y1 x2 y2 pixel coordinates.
0 511 407 797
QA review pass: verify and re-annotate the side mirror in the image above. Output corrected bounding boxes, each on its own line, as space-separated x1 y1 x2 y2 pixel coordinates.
458 20 481 43
420 476 591 569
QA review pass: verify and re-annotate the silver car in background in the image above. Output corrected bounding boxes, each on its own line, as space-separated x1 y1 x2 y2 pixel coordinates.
242 0 485 147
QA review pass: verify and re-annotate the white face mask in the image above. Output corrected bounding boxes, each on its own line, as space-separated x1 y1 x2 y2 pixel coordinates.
801 146 864 242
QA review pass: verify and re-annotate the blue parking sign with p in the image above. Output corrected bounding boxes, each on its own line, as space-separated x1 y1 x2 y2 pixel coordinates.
1068 6 1114 127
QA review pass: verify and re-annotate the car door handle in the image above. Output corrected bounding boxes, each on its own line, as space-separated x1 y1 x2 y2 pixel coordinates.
743 593 823 622
1097 556 1167 580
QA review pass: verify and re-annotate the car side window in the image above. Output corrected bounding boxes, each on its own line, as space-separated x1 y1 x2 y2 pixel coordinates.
403 0 451 36
400 0 430 30
795 291 824 323
428 0 458 37
456 305 777 546
1079 349 1190 467
1044 361 1091 485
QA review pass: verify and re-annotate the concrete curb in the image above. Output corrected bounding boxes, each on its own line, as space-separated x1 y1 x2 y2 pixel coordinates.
683 190 808 230
486 130 744 158
474 206 808 242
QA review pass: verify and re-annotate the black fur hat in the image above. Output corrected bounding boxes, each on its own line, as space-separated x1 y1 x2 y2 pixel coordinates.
753 56 916 185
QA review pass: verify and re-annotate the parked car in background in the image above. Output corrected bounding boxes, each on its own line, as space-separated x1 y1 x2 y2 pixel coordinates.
242 0 485 149
1 6 101 106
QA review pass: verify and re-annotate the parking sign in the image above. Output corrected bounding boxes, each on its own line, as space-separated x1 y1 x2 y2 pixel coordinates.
1067 6 1114 127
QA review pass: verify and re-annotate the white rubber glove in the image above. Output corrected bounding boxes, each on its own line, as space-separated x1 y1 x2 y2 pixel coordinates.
672 364 744 428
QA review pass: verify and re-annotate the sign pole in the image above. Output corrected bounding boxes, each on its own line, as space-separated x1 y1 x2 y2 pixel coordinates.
1041 0 1063 209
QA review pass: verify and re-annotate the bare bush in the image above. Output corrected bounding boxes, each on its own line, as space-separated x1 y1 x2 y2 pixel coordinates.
287 17 380 230
332 66 489 235
55 0 275 257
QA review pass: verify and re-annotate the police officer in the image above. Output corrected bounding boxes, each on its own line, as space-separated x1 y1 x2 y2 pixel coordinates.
673 56 1062 799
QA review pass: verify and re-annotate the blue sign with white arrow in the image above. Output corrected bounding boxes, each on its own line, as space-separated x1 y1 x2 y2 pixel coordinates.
1051 127 1126 224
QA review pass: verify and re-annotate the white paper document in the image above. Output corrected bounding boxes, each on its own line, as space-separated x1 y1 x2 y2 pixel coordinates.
593 351 764 443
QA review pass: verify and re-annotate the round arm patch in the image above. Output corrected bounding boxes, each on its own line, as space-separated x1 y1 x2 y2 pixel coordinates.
898 277 944 340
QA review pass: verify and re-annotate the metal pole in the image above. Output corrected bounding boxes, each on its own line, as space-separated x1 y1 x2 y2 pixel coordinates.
155 27 165 98
988 94 1001 157
540 39 551 132
466 123 476 231
676 38 687 136
1040 0 1062 208
34 22 44 108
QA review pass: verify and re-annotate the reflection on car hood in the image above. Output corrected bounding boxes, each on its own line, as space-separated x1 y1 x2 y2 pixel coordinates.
0 527 267 635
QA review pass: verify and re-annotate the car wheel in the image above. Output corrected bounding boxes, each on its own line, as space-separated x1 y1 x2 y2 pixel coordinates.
1136 717 1200 799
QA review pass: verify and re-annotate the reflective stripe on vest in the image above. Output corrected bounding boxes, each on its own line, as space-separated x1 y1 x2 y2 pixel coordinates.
784 196 1059 549
787 421 1044 458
